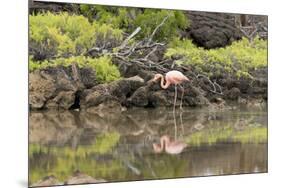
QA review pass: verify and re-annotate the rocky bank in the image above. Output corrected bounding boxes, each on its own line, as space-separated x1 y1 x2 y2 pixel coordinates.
29 62 267 112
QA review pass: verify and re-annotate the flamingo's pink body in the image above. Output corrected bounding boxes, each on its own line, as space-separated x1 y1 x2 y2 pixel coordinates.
153 70 190 89
153 70 190 111
153 135 187 155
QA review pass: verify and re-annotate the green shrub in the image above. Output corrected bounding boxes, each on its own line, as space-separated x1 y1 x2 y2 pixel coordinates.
90 56 121 83
79 5 189 42
29 56 121 83
81 5 134 28
29 56 48 72
133 9 189 41
165 37 267 78
29 12 123 59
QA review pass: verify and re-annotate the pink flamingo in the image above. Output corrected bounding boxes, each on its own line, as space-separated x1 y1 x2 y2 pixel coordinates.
153 70 190 111
152 135 187 154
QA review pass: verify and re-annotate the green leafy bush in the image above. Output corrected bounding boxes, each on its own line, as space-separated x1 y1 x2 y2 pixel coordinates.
90 56 121 83
165 37 267 78
29 12 123 59
79 5 189 42
29 56 49 72
133 9 189 41
29 56 121 83
80 5 134 28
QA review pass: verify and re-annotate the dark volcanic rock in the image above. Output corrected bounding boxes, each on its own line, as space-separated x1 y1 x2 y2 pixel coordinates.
29 0 79 14
226 87 241 100
114 59 155 81
126 86 150 107
29 65 267 110
128 81 210 108
45 90 76 109
80 67 98 88
29 66 97 110
29 64 267 110
80 76 145 109
184 11 242 49
29 71 56 109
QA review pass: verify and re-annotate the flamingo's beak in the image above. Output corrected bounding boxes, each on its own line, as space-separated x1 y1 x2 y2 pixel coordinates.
151 76 159 83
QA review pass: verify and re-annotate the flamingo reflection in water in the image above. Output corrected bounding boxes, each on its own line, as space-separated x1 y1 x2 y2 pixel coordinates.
152 135 187 155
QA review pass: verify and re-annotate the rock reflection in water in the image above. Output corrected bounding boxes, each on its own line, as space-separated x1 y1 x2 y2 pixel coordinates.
29 107 267 186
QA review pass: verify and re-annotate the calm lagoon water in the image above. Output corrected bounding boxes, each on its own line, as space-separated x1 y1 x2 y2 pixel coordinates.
29 106 267 185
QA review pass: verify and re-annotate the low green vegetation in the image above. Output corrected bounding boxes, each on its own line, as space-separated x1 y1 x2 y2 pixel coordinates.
30 12 123 57
165 37 267 78
29 56 121 83
29 12 123 83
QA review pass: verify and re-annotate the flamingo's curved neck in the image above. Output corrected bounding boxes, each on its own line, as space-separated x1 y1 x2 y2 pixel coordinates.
159 75 170 89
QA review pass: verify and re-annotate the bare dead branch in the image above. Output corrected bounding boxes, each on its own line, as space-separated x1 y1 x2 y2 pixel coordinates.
71 63 80 82
197 74 224 95
144 46 158 60
119 27 142 50
214 81 223 94
147 14 171 44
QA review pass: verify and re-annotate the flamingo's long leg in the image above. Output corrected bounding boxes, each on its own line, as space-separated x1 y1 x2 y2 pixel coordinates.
173 84 177 114
179 84 184 111
173 85 178 139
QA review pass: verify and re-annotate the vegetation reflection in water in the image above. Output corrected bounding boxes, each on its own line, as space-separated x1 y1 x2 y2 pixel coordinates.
29 107 267 185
